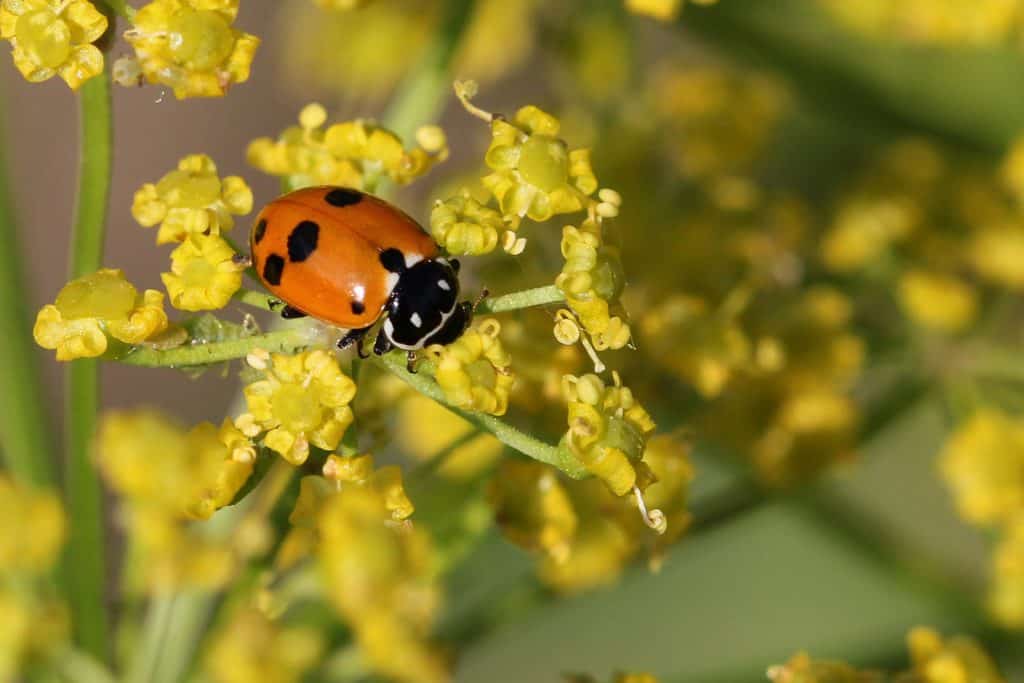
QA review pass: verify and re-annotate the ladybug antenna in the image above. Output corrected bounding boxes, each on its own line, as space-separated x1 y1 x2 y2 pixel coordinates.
472 287 489 312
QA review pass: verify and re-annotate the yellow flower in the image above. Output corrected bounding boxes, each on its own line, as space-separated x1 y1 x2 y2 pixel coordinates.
624 0 683 21
395 393 503 480
820 0 1021 46
430 191 507 255
483 105 597 224
0 589 68 681
969 222 1024 290
905 627 1006 683
767 652 874 682
96 410 248 590
939 410 1024 526
318 486 447 683
123 0 260 98
538 502 634 593
132 154 253 245
323 453 414 521
161 234 244 311
0 0 106 90
427 318 514 416
561 372 656 496
0 476 64 574
898 269 977 333
313 0 371 8
989 514 1024 627
239 350 357 465
489 460 578 563
247 103 447 191
34 269 168 360
556 218 632 351
821 196 920 272
640 435 694 562
204 607 323 683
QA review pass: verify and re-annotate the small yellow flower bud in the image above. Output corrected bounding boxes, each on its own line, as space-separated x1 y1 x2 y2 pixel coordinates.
299 103 328 130
428 318 515 416
162 234 244 311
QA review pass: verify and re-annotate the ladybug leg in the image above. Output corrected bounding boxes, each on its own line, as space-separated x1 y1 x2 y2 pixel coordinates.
372 329 394 356
406 350 418 374
280 305 307 319
337 326 370 353
472 287 489 311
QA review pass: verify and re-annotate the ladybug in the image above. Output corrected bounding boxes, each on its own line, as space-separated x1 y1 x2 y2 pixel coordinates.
250 186 473 368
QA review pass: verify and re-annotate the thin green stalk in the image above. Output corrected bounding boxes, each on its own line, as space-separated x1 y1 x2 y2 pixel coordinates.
64 71 113 663
382 0 477 141
476 285 564 315
232 288 276 311
112 326 322 367
94 0 132 19
373 351 587 478
124 594 176 683
0 86 56 488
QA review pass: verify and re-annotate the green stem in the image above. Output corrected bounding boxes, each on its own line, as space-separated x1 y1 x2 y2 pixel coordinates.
64 71 112 663
95 0 132 19
382 0 477 141
373 351 587 478
0 84 56 488
51 647 117 683
125 594 176 683
476 285 564 315
113 326 322 368
232 288 276 312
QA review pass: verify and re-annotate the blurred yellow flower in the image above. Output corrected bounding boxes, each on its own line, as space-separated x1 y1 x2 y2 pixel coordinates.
905 627 1006 683
989 514 1024 627
820 0 1022 46
483 105 597 224
323 453 414 521
161 234 244 311
489 460 578 563
969 223 1024 290
205 607 323 683
898 269 978 333
427 318 514 416
821 196 920 272
248 103 446 191
34 269 168 361
561 372 656 495
0 476 64 574
0 590 67 682
0 0 106 90
318 486 447 683
132 154 253 245
624 0 683 20
239 350 357 465
940 410 1024 526
395 393 503 480
767 652 875 682
123 0 260 98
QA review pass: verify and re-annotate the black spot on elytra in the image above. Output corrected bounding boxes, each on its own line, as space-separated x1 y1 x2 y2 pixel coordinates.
351 300 366 315
325 188 363 207
253 218 267 244
287 220 319 262
263 254 285 286
379 248 405 273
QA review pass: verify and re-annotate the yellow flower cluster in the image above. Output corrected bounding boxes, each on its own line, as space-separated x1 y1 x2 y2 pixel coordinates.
561 372 656 496
237 350 357 465
0 476 65 574
430 191 508 256
556 217 631 351
204 607 323 683
819 0 1024 46
0 0 106 90
96 410 254 590
132 154 254 245
427 318 514 416
492 434 692 593
396 394 504 480
132 154 251 311
34 268 169 361
122 0 260 98
625 0 719 21
247 103 447 191
822 137 1024 334
939 410 1024 625
770 627 1005 683
567 673 660 683
702 287 863 486
318 486 447 683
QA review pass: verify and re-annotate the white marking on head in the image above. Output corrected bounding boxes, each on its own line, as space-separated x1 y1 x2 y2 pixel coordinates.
385 272 400 294
411 312 422 328
437 279 451 291
404 253 424 269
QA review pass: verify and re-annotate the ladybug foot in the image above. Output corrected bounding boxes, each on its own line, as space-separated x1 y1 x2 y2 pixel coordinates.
406 351 418 374
472 287 489 312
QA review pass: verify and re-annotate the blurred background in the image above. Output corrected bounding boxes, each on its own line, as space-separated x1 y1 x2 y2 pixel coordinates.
6 0 1024 680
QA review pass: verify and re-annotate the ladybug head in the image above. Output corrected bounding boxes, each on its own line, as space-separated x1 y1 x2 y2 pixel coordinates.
382 256 470 350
